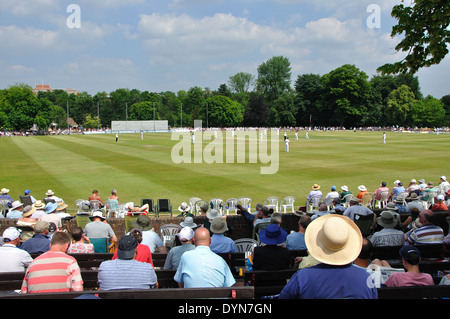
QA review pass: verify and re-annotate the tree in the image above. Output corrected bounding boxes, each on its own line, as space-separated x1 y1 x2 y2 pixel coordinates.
228 72 255 93
271 92 297 127
411 95 446 127
243 92 269 127
256 56 292 103
320 65 372 127
386 85 417 126
378 0 450 75
294 74 322 126
206 95 244 127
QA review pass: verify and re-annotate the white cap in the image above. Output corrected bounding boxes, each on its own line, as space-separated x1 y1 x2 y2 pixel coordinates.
437 195 445 201
178 227 194 241
2 227 21 242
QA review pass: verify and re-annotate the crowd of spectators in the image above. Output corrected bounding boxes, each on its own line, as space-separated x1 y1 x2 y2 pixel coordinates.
0 176 449 298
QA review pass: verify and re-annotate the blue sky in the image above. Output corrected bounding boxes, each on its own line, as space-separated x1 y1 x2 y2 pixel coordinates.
0 0 448 98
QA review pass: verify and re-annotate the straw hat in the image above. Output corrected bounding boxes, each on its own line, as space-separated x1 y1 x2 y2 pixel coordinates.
46 190 54 196
1 188 10 194
358 185 367 191
56 202 68 211
305 214 362 266
312 184 320 190
341 185 349 192
22 205 36 217
33 200 45 210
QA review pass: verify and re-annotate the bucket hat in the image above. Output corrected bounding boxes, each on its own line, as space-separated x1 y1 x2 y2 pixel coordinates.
259 224 287 245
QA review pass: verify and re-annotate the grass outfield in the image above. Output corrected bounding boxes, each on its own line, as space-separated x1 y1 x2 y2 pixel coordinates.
1 130 449 214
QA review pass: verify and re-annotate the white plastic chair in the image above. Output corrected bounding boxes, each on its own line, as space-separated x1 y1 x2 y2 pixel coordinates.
234 238 258 259
225 198 239 215
188 197 201 213
280 196 296 213
372 191 389 209
237 197 252 212
264 196 279 212
307 195 321 212
159 224 182 249
209 198 224 215
342 194 354 208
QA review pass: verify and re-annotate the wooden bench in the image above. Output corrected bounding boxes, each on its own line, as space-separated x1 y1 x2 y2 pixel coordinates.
377 285 450 299
0 286 254 299
244 269 297 298
0 269 179 292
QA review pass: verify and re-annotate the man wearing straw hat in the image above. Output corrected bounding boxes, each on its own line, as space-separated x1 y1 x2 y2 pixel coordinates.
279 214 378 299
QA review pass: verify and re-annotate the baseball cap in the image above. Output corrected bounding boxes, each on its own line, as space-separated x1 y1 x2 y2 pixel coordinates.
2 227 21 242
117 235 138 260
399 245 421 265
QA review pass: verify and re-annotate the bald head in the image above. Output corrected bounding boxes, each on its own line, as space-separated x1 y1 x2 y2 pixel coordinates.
193 227 211 247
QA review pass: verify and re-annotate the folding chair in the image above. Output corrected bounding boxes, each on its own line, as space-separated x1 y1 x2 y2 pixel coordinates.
90 238 109 253
280 196 296 213
141 199 156 217
353 213 375 237
156 199 172 217
19 195 33 207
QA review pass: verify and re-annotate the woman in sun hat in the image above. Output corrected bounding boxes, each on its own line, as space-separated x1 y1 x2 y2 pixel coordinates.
280 214 378 299
251 223 291 285
177 202 194 218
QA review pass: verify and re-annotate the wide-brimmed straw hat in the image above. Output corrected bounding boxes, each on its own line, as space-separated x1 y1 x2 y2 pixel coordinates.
377 210 400 228
312 184 320 190
358 185 367 191
22 205 36 217
341 185 349 192
33 200 45 210
305 214 362 266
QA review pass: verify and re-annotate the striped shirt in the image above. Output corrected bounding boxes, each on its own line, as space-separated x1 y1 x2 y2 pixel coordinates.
406 224 444 245
21 251 83 293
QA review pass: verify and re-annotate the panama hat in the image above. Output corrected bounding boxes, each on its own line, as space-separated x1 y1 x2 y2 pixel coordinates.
341 185 349 192
56 202 68 211
46 190 55 196
33 200 45 210
358 185 367 191
1 188 10 194
305 214 362 266
312 184 320 190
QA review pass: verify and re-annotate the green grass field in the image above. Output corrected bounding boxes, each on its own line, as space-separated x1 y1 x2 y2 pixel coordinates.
1 130 449 214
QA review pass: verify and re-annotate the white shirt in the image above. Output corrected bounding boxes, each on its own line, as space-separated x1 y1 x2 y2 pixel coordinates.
0 244 33 272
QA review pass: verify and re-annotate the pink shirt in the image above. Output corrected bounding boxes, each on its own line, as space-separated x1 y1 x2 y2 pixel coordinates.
385 272 434 287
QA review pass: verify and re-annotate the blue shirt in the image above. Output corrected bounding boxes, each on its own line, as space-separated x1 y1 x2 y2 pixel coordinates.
285 232 307 250
174 245 236 288
98 259 157 290
210 234 237 254
280 263 378 299
19 233 51 254
163 243 195 269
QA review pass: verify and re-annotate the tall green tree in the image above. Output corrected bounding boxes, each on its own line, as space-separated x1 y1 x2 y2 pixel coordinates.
320 64 372 127
228 72 255 93
294 74 322 126
386 84 417 126
378 0 450 75
256 56 292 103
206 95 244 127
411 95 446 127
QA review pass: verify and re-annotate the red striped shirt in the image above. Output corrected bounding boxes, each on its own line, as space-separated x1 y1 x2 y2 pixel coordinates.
21 251 83 293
